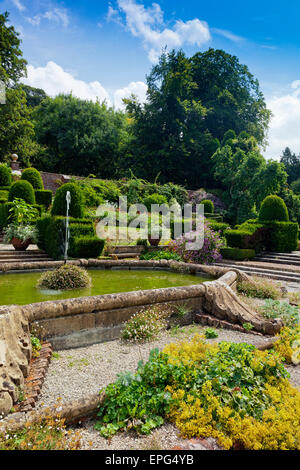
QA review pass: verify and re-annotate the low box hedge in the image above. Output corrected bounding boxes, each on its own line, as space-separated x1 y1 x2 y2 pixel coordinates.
220 247 256 261
72 236 105 258
35 190 52 208
263 221 299 252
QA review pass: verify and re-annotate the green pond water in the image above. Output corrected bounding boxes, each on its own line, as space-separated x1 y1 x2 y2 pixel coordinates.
0 269 212 306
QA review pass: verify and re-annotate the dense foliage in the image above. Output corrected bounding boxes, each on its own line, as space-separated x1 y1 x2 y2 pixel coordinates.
124 49 270 188
95 336 300 449
0 164 12 186
8 180 36 204
37 264 91 290
259 195 289 222
21 167 44 189
51 183 84 219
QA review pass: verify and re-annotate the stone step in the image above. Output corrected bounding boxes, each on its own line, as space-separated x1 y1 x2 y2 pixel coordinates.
0 257 53 264
0 252 49 259
214 263 300 283
258 252 300 261
254 256 300 267
106 245 143 254
108 253 140 259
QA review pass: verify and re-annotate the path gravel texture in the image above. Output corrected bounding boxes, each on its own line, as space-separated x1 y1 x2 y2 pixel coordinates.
35 324 300 450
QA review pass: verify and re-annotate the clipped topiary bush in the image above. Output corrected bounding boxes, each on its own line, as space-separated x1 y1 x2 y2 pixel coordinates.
37 264 91 290
220 247 256 261
21 168 44 190
51 183 84 219
8 180 36 205
201 199 214 214
263 221 299 252
143 193 168 212
0 164 12 187
35 190 52 208
72 236 105 258
259 195 289 222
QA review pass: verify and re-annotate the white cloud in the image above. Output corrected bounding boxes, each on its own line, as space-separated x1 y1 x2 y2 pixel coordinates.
114 81 147 109
22 61 148 109
12 0 25 11
115 0 211 63
106 5 123 26
26 8 69 27
212 28 244 42
22 61 111 104
265 82 300 159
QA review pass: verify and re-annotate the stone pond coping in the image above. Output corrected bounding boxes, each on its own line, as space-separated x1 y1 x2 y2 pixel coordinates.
0 259 282 418
0 260 237 350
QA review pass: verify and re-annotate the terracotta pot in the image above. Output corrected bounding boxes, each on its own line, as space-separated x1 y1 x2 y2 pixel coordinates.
148 235 161 247
11 237 31 251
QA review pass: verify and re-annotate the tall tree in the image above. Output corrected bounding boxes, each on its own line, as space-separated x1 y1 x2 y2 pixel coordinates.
280 147 300 184
212 132 287 223
20 84 47 108
0 12 27 85
33 94 131 177
124 49 271 188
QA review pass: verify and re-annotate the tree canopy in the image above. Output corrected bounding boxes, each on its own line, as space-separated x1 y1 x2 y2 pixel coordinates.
123 49 271 189
212 131 287 223
0 12 27 86
33 94 132 177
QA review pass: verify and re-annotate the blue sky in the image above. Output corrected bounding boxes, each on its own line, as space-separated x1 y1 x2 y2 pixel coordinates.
1 0 300 159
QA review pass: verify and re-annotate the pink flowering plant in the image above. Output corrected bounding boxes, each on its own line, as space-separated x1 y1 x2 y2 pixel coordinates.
168 223 223 265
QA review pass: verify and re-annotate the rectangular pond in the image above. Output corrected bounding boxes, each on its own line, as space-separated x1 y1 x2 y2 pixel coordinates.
0 269 212 306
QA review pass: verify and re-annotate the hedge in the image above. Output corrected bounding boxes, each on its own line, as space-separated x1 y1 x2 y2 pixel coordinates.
0 190 8 201
225 222 268 252
201 199 214 214
51 183 84 219
263 221 299 253
0 164 12 187
8 180 36 205
37 215 99 259
206 221 229 236
21 168 44 190
259 195 289 222
72 236 105 258
0 186 11 191
35 190 52 208
143 193 168 212
220 247 256 261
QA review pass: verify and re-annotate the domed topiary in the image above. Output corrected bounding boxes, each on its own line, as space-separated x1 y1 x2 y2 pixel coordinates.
201 199 214 214
37 264 91 290
259 195 289 222
21 168 44 190
0 164 12 187
51 183 84 219
8 180 36 205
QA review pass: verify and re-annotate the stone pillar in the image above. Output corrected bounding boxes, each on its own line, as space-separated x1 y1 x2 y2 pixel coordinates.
11 154 20 171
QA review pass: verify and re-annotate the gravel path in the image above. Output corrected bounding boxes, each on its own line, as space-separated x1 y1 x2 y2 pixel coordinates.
35 324 300 450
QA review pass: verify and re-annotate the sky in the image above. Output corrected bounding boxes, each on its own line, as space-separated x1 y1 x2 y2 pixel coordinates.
1 0 300 160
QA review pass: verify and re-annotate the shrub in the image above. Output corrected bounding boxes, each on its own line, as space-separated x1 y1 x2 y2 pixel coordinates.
51 183 84 219
0 190 8 201
0 164 12 187
8 180 36 205
21 168 44 190
93 180 121 204
96 336 300 450
36 215 52 251
72 236 105 258
0 202 13 228
220 247 256 260
37 264 91 290
143 193 168 212
121 306 169 343
237 276 282 299
263 221 298 253
273 326 300 364
35 190 52 208
259 195 289 222
201 199 214 214
224 222 267 252
204 328 218 339
0 415 81 450
136 238 149 247
140 250 182 261
259 300 299 327
78 182 103 207
168 222 223 265
206 221 229 236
